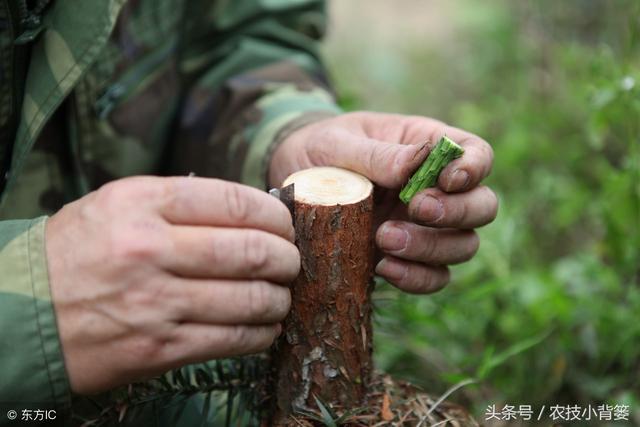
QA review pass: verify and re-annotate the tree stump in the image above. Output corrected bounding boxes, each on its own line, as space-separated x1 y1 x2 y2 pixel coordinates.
270 167 375 424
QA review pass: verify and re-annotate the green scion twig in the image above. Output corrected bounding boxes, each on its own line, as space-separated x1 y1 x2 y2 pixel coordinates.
399 136 464 204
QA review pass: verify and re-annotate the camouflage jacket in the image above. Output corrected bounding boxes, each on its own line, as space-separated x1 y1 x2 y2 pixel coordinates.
0 0 340 424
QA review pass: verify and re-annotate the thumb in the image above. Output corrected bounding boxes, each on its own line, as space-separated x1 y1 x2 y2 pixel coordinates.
310 132 430 189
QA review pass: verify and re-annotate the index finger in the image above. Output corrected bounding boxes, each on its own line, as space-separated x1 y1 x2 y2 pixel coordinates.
158 177 295 242
426 125 494 193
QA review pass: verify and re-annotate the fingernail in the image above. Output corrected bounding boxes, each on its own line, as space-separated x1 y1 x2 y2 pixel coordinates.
447 169 470 191
416 195 444 223
375 258 407 282
379 224 408 252
409 141 430 162
275 323 283 337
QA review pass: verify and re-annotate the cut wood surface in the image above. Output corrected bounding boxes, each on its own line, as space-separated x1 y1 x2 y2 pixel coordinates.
270 166 375 424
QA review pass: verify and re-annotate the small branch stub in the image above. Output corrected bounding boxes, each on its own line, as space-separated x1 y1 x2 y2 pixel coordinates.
399 136 465 204
270 167 375 425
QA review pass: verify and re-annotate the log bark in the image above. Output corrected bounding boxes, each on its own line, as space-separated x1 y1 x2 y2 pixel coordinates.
270 167 375 425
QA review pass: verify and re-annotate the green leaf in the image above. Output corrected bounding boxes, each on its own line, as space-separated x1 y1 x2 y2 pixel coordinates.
199 392 212 427
476 330 553 380
313 395 338 427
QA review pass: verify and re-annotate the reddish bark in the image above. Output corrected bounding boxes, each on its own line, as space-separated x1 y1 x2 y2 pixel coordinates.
270 186 375 424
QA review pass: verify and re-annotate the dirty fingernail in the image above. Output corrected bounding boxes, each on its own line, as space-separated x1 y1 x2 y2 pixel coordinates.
379 224 408 252
375 258 407 282
416 195 444 223
447 169 470 191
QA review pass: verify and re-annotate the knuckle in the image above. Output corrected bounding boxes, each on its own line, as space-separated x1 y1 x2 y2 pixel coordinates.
435 267 452 290
109 230 160 263
418 230 438 262
288 246 301 279
246 282 274 320
469 231 481 255
95 177 160 211
153 279 184 313
408 266 450 294
224 183 252 224
226 326 253 353
160 178 181 215
243 231 271 274
401 269 424 293
395 162 415 187
461 231 480 262
224 324 278 354
277 242 301 281
388 148 411 186
277 203 294 231
77 191 100 222
129 334 168 363
122 283 158 310
368 143 390 172
268 198 294 239
268 284 291 321
307 127 344 166
423 267 450 293
365 143 379 173
95 180 126 207
284 220 296 242
257 326 279 349
454 197 470 226
307 135 333 165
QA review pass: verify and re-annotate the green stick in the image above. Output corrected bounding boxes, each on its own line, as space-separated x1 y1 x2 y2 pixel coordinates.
399 136 465 204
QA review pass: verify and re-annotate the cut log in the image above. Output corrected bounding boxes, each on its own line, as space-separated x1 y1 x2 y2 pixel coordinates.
270 166 375 425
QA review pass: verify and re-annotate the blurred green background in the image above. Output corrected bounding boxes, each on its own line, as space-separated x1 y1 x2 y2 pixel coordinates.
324 0 639 425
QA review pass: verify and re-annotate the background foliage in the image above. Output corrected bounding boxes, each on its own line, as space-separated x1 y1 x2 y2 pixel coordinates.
324 0 639 425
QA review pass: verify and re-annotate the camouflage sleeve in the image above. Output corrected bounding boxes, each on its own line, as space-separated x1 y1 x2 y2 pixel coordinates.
0 218 70 410
170 0 341 189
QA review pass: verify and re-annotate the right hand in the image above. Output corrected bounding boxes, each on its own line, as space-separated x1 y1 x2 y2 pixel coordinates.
45 176 299 394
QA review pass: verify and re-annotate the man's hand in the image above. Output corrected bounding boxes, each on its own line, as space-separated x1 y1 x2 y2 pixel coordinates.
46 176 299 394
269 111 498 294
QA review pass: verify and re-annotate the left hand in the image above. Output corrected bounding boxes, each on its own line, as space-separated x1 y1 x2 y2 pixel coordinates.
269 111 498 294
